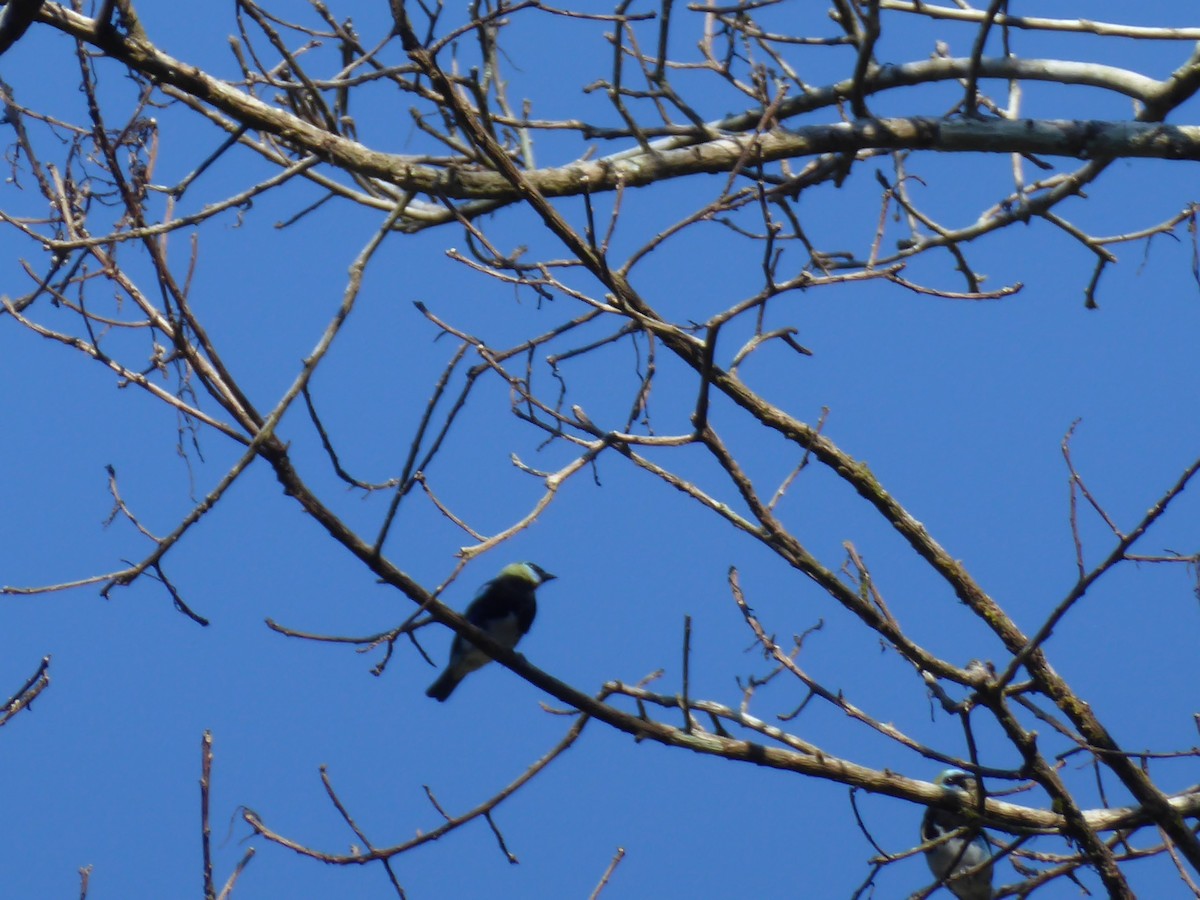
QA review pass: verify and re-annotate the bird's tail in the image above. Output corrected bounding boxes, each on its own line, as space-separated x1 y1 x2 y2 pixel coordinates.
426 669 462 702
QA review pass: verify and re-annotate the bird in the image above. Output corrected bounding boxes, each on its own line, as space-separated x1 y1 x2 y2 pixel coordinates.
921 768 994 900
425 562 556 702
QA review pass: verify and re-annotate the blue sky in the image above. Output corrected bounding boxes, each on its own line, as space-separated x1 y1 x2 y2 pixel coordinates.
2 3 1199 898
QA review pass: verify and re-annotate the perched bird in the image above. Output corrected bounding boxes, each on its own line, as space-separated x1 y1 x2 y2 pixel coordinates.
921 768 994 900
426 562 556 702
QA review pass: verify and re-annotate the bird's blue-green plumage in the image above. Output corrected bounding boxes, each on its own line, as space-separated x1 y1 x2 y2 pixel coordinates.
921 769 994 900
426 562 556 702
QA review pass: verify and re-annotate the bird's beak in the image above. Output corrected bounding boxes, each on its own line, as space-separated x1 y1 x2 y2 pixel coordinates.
539 571 557 583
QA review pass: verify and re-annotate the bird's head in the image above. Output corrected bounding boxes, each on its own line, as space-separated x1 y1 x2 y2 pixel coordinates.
499 561 556 586
936 768 978 794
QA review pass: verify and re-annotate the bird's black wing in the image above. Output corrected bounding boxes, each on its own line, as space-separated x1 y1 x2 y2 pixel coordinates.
465 575 537 634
